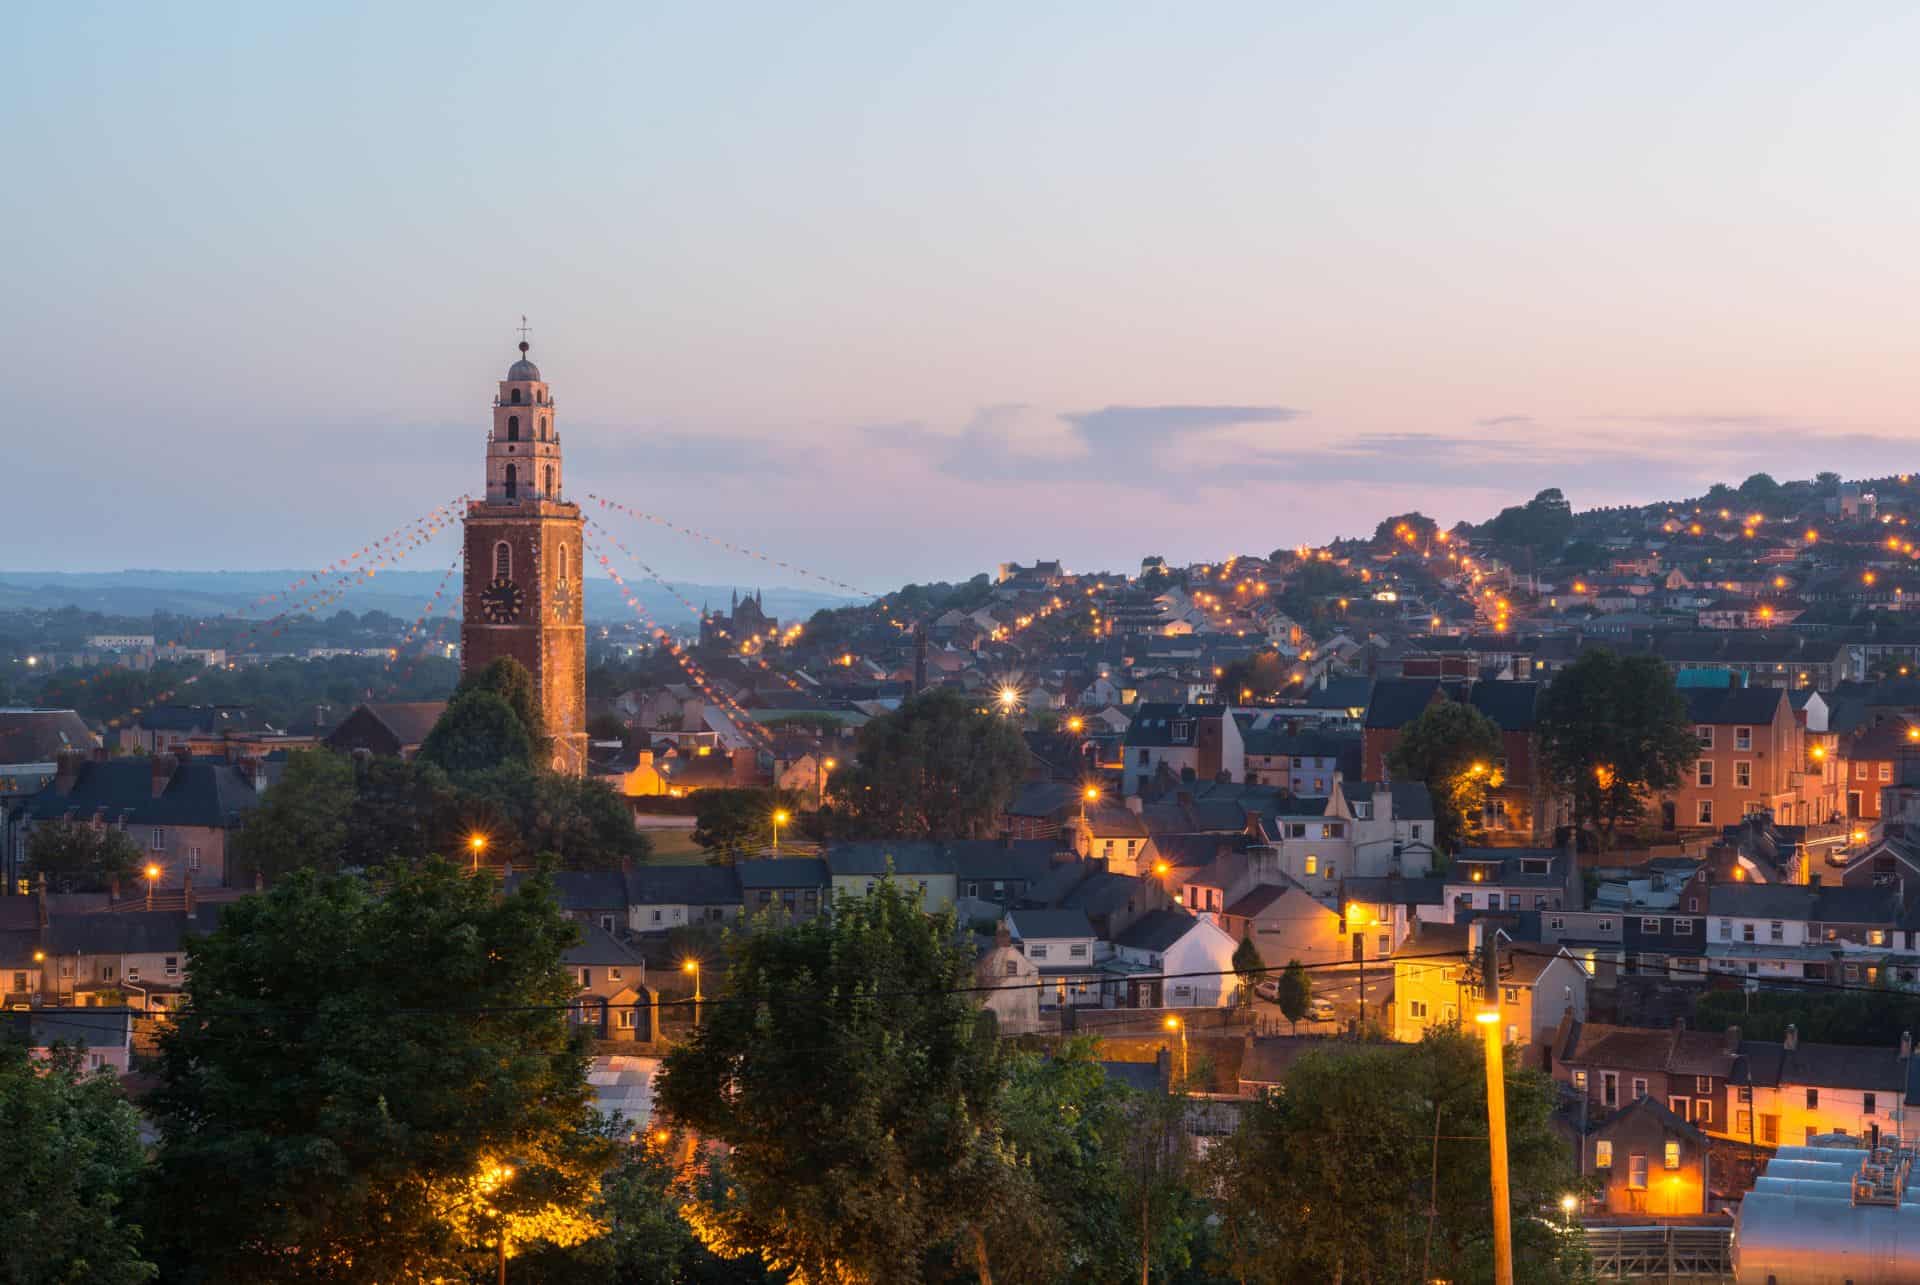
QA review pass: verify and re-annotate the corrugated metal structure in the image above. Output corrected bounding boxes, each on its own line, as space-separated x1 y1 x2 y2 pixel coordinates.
1734 1138 1920 1284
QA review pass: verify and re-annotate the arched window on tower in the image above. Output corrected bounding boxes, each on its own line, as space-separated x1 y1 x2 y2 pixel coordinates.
511 388 523 405
545 465 555 495
507 415 519 442
494 541 511 579
504 463 518 500
539 417 548 441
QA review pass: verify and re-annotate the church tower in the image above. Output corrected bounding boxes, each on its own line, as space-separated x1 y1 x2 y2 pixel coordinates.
461 336 588 775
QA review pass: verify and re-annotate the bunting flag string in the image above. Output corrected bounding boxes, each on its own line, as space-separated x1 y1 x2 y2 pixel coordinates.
586 535 776 751
588 493 875 600
584 517 811 698
90 498 469 730
374 556 463 696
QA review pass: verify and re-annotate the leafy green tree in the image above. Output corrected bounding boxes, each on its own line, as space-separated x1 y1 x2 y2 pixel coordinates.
515 1131 783 1285
145 861 611 1282
456 655 546 746
228 748 355 885
656 878 1005 1283
1372 512 1439 547
1232 934 1265 1007
827 688 1029 838
691 788 781 863
1538 648 1698 849
26 819 142 893
1215 651 1290 705
1277 959 1311 1034
1387 699 1504 855
1738 472 1783 506
419 688 535 776
587 712 631 745
463 762 652 870
1211 1030 1584 1284
0 1042 155 1285
1483 488 1574 553
340 755 467 867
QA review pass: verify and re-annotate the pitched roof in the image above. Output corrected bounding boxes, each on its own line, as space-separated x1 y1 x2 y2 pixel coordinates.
1124 704 1228 748
16 1007 134 1050
503 869 628 908
1363 678 1444 729
0 709 98 763
1682 686 1787 727
1706 882 1815 919
626 864 741 906
564 924 645 967
1007 909 1096 940
350 701 446 747
735 857 830 889
47 906 225 955
26 759 260 828
1467 681 1541 732
1343 875 1446 907
1113 907 1201 952
1587 1094 1710 1145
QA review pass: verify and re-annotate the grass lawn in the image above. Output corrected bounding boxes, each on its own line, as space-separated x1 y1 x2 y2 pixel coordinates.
639 828 708 863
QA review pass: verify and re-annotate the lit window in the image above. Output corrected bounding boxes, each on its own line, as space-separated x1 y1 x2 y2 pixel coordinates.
1305 855 1318 876
1596 1140 1613 1168
1664 1141 1681 1170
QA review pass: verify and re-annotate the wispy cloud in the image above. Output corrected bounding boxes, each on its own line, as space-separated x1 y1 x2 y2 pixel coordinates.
1062 404 1304 454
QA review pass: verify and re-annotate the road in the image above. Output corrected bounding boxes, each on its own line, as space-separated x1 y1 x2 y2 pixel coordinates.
1252 965 1393 1033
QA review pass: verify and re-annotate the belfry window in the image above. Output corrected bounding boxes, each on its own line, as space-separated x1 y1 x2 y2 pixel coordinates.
545 465 555 495
507 415 519 442
494 541 511 579
511 388 523 405
539 417 547 440
504 463 518 500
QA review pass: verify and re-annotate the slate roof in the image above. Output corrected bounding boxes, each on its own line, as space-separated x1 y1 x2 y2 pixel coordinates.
1682 686 1787 727
1294 678 1373 712
46 906 225 955
1007 909 1096 940
1113 907 1201 953
14 1008 134 1050
1005 780 1082 819
135 705 271 734
626 864 741 906
565 924 646 967
26 759 260 828
1363 679 1443 729
1467 681 1541 732
1343 875 1446 907
345 701 447 747
735 857 830 889
1123 704 1228 748
952 842 1061 883
1586 1095 1710 1145
1706 882 1815 919
0 709 98 764
1340 779 1435 821
825 840 1053 878
504 869 629 909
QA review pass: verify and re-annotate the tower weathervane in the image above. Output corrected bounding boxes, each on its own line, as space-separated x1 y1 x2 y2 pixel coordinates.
517 315 532 351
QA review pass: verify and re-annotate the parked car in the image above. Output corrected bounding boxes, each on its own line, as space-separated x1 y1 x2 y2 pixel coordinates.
1306 997 1336 1022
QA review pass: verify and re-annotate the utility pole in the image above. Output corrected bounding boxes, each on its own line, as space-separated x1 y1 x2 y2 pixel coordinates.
1477 930 1514 1285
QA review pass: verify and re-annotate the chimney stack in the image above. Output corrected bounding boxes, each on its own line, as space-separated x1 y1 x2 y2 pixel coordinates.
151 753 177 799
53 750 83 795
1155 1047 1173 1092
1725 1024 1742 1055
1784 1023 1800 1052
36 873 49 929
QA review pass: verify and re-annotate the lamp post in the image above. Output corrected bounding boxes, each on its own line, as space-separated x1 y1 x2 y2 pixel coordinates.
1164 1014 1187 1085
1476 1009 1514 1285
1560 1192 1577 1231
469 833 487 873
143 862 160 909
771 809 789 854
481 1162 516 1285
1347 904 1373 1034
683 959 701 1027
818 757 835 810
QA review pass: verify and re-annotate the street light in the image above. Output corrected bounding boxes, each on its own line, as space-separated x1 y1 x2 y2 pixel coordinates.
771 809 790 853
1346 905 1373 1032
1476 1009 1514 1285
144 862 161 908
682 958 702 1026
1164 1014 1188 1084
480 1162 516 1285
1560 1193 1578 1230
997 684 1022 715
469 833 488 872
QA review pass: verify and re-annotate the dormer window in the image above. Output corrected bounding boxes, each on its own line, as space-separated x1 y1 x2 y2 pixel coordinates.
1171 720 1194 743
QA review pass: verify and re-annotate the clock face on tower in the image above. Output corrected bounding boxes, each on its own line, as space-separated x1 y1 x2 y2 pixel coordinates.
480 576 527 623
553 581 577 621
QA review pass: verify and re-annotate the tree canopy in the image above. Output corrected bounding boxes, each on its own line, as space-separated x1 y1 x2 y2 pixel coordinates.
146 861 611 1281
656 877 1004 1283
0 1042 155 1285
691 788 798 863
418 688 535 776
26 819 142 894
1386 699 1505 855
1537 648 1698 848
1211 1030 1584 1284
1214 650 1291 704
826 688 1029 838
1481 487 1574 553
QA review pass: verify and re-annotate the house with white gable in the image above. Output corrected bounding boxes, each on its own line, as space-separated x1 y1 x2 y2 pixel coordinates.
1258 775 1437 901
1107 908 1240 1009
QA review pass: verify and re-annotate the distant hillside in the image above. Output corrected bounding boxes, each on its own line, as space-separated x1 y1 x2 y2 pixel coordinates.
0 570 855 625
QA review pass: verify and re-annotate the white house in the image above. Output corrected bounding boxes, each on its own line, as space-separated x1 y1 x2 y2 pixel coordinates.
1007 908 1104 1009
975 922 1044 1033
1110 909 1240 1009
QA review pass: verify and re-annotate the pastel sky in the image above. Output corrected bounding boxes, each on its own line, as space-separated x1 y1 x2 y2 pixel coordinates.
7 3 1920 590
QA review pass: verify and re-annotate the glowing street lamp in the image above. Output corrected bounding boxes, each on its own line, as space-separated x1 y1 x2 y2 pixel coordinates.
143 862 161 907
1164 1014 1188 1083
771 808 790 853
996 684 1023 716
1560 1193 1579 1230
469 833 488 872
682 958 702 1025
